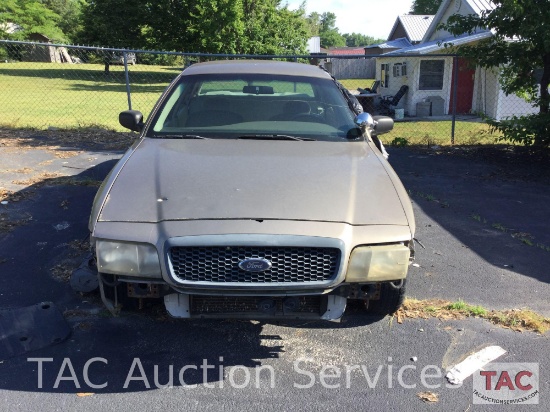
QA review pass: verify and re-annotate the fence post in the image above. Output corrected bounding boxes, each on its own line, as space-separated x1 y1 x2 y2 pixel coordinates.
123 51 132 110
451 55 459 145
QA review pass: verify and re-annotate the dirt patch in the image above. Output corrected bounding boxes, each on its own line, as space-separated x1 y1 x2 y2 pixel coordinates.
0 187 36 203
49 239 90 282
0 127 135 151
55 176 102 187
0 167 33 174
12 172 63 186
12 172 101 188
0 212 33 233
49 149 82 159
69 238 90 253
50 261 76 282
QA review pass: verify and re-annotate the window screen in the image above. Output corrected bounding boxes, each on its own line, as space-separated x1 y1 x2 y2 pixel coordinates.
419 60 444 90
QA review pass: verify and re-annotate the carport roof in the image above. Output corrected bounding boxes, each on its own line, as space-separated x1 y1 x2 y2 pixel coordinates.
365 38 413 50
383 31 492 55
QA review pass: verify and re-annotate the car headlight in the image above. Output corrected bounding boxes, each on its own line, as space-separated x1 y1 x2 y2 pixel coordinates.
345 244 410 282
96 240 161 278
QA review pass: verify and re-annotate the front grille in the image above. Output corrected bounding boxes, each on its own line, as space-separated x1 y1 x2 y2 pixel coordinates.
191 296 322 315
169 246 340 283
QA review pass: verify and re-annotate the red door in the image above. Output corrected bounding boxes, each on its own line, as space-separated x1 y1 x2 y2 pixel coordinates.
450 58 475 114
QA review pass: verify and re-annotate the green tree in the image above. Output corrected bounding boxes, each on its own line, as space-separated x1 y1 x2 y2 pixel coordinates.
78 0 308 55
0 0 65 41
146 0 244 53
440 0 550 147
78 0 146 48
318 12 345 48
42 0 84 43
268 5 309 54
238 0 308 54
305 11 320 36
343 32 384 47
410 0 443 14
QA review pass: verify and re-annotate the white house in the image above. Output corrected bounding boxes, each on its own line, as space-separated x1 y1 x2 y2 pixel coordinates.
374 0 537 119
307 37 321 54
0 22 22 35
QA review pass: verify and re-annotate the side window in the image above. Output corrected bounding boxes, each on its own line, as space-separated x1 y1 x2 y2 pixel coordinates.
393 62 407 77
380 63 390 88
419 60 445 90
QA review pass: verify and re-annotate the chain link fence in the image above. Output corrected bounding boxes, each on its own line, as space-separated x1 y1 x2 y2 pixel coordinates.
0 40 539 145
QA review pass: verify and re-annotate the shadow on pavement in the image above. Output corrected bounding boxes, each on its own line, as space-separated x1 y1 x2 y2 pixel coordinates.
387 145 550 313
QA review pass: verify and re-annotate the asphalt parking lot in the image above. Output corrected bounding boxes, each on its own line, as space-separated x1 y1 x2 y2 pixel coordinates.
0 129 548 411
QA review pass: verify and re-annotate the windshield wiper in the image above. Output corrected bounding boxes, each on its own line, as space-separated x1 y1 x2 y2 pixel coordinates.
152 134 211 139
238 134 314 141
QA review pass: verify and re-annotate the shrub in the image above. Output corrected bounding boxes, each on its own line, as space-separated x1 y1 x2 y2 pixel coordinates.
486 113 550 147
390 137 409 147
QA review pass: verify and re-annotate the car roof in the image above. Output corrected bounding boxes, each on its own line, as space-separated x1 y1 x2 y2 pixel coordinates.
182 60 332 79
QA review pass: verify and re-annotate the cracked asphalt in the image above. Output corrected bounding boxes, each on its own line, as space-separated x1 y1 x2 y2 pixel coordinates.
0 131 548 411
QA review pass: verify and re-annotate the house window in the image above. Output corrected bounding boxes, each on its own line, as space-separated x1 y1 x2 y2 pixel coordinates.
393 62 407 77
419 60 444 90
381 63 389 87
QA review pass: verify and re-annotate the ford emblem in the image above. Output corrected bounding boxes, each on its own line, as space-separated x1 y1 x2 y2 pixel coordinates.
238 258 272 272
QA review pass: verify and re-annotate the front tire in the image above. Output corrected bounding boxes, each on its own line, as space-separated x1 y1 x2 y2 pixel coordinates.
367 279 406 315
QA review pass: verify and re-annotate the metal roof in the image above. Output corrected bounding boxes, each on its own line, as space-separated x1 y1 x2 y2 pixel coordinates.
388 15 434 43
466 0 497 15
365 38 413 50
383 31 493 55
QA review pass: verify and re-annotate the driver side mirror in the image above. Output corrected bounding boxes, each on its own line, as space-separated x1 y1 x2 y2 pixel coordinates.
119 110 144 132
354 112 375 131
372 115 394 135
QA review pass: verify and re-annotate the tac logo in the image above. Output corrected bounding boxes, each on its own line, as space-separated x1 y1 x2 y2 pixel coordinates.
473 363 539 405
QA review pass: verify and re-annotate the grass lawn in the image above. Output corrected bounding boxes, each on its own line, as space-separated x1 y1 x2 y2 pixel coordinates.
0 66 373 130
340 78 501 145
338 78 375 91
389 120 502 146
0 62 181 130
0 64 499 145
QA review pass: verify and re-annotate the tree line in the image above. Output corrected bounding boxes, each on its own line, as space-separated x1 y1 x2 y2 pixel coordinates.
0 0 384 54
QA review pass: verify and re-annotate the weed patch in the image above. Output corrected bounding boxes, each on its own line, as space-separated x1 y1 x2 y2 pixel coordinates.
397 298 550 334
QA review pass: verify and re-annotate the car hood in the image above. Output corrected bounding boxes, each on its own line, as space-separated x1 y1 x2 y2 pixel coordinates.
98 138 409 226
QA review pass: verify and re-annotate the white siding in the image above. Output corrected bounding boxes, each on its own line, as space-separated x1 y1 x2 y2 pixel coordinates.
307 37 321 53
430 0 488 41
496 88 538 120
472 67 538 120
376 57 411 112
376 56 454 116
472 67 499 118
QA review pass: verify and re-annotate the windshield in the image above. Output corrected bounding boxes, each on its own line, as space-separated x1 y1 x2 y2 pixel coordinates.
147 73 361 141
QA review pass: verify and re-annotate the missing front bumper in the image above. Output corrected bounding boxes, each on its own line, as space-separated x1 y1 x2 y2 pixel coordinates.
164 294 346 321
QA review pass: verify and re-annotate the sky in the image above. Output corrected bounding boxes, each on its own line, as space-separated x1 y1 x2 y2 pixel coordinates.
284 0 415 41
